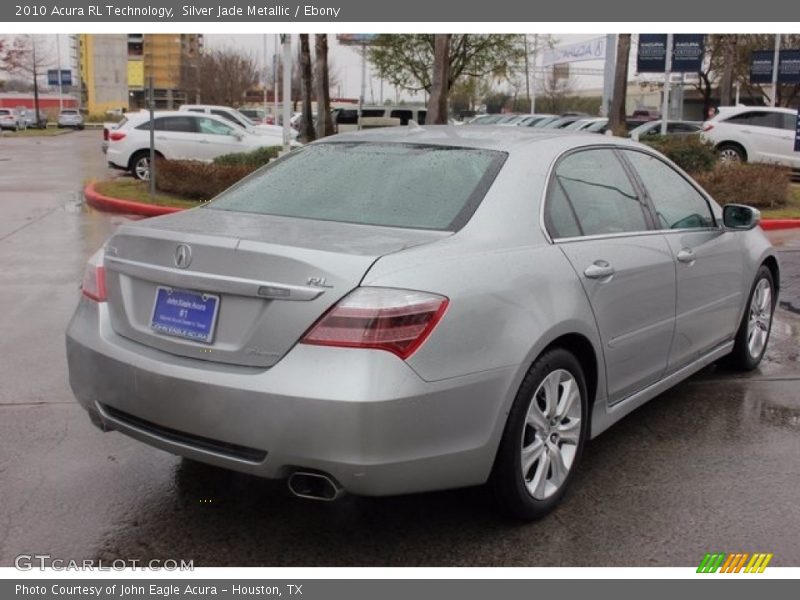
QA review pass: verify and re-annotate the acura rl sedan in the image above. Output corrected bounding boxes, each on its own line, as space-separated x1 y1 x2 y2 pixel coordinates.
66 126 779 519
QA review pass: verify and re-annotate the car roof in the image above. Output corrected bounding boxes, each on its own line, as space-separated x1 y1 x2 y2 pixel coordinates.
715 105 797 116
316 124 649 153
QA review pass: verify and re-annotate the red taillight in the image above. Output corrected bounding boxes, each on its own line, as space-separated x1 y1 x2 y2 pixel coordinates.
301 288 449 360
109 131 126 141
703 124 714 132
103 128 109 141
81 253 107 302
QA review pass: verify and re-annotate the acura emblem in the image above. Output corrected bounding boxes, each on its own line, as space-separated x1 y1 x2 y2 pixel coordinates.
174 244 192 269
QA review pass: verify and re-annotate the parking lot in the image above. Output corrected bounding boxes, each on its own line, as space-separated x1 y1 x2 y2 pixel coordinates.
1 130 799 567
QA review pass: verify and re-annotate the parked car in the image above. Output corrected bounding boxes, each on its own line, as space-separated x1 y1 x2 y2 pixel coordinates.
18 108 48 129
583 118 610 134
529 115 563 128
467 114 505 125
105 110 292 180
541 115 586 129
67 126 779 519
332 105 427 133
629 120 703 139
239 107 269 124
563 117 608 131
517 114 558 127
701 106 800 168
0 108 27 131
178 104 296 139
57 109 84 130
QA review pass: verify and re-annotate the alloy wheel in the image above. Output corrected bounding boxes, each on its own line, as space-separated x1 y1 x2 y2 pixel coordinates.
520 368 582 500
747 278 773 359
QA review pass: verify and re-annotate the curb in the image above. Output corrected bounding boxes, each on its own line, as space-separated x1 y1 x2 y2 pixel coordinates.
761 219 800 231
83 181 185 217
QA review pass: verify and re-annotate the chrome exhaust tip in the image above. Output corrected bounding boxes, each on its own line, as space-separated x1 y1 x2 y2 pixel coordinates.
287 471 345 501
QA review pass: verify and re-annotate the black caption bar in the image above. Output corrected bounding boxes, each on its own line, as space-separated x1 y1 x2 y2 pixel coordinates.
1 0 797 22
3 580 795 600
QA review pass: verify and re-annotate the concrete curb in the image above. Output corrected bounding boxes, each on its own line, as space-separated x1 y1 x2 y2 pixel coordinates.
761 219 800 231
83 181 184 217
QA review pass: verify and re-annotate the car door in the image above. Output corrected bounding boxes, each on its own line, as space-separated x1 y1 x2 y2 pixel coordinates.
724 110 793 166
622 150 745 371
544 148 676 405
150 116 201 160
194 116 246 159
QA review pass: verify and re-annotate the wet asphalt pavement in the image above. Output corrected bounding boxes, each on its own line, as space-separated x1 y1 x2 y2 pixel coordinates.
1 131 799 567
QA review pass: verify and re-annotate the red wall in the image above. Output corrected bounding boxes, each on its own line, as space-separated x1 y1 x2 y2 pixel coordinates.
0 96 79 110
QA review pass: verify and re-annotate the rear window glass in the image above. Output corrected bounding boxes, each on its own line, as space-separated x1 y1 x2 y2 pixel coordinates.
208 143 506 231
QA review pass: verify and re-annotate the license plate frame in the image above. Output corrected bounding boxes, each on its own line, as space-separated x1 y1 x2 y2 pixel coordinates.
150 286 220 344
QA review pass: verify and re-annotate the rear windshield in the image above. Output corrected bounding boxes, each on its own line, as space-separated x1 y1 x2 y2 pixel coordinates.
61 110 78 115
208 143 506 231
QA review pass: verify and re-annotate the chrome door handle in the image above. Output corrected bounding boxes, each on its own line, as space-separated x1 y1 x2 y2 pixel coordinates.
677 248 696 264
584 261 615 280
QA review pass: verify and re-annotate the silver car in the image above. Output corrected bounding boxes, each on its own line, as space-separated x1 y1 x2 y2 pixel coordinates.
57 109 85 130
66 127 779 519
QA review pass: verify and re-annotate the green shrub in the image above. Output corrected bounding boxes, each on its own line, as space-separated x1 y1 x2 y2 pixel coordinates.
693 163 791 209
155 159 256 201
213 145 281 167
642 135 718 174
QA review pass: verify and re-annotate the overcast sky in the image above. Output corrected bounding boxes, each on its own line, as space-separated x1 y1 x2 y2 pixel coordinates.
10 33 621 101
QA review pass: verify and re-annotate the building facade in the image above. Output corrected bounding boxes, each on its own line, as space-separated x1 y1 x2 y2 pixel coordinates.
128 34 203 110
78 34 128 115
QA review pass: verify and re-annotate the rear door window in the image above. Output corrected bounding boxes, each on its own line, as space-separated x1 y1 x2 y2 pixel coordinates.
545 148 648 237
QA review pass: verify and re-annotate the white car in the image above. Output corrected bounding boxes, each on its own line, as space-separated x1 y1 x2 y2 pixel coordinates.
106 111 288 180
179 104 297 140
702 106 800 168
0 108 27 131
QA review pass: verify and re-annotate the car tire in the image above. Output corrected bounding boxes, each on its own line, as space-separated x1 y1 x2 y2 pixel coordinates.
491 348 588 520
130 151 152 181
717 143 746 163
725 266 776 371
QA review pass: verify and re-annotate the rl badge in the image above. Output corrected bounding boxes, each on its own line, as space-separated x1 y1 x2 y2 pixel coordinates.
697 552 773 573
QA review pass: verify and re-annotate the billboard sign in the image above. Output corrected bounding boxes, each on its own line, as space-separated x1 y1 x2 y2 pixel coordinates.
750 49 800 84
336 34 379 46
47 69 72 86
541 36 606 67
637 34 705 73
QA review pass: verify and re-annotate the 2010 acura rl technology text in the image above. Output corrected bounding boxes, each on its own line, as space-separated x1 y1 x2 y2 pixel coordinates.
66 126 779 519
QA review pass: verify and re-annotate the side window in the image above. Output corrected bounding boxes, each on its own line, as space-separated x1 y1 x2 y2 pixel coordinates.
361 109 386 118
780 113 797 131
545 181 582 238
548 149 647 237
158 116 197 133
196 117 235 136
211 109 243 127
418 110 427 124
336 109 358 124
624 151 715 230
724 111 780 129
186 108 204 113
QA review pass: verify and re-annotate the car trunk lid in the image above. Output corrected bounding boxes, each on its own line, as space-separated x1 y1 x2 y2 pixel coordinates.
103 208 449 367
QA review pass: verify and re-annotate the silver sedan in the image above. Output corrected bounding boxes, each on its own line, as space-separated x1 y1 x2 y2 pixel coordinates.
66 127 779 519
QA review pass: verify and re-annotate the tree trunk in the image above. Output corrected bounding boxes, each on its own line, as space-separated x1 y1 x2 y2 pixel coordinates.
298 34 316 143
314 34 335 137
608 34 631 135
32 40 40 123
426 34 451 125
718 35 737 107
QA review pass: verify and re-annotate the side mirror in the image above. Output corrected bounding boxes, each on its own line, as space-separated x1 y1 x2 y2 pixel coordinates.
723 204 761 231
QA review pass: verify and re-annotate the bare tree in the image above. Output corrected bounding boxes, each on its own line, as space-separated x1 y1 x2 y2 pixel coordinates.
298 34 316 142
1 35 52 118
314 34 335 137
608 34 631 135
718 35 738 106
537 67 575 114
426 34 451 124
195 48 259 107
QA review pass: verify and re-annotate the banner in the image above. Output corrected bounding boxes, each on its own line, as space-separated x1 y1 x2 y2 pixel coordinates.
750 49 800 84
637 34 705 73
672 34 705 72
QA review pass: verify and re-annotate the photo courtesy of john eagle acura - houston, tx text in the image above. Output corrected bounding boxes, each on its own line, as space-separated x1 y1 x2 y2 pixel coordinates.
66 126 779 520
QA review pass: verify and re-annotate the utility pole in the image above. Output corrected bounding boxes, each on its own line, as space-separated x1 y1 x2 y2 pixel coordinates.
601 34 616 117
148 76 155 198
281 34 291 151
523 35 530 111
262 34 268 123
531 33 538 114
358 44 366 130
273 35 279 123
660 34 673 136
770 34 781 107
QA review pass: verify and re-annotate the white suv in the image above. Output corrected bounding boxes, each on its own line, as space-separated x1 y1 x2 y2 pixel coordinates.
702 106 799 168
106 111 286 180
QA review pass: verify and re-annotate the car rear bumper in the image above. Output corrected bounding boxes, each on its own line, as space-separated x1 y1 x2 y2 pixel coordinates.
65 298 516 496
